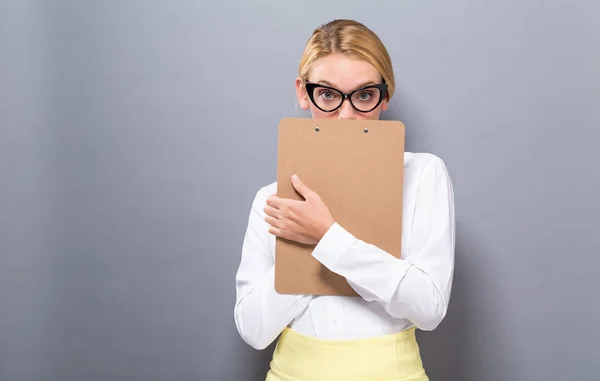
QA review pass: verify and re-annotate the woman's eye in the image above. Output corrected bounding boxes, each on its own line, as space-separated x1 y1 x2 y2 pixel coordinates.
319 90 339 100
358 91 372 100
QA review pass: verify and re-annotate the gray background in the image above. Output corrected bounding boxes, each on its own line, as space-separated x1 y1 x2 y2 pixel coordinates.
1 0 599 380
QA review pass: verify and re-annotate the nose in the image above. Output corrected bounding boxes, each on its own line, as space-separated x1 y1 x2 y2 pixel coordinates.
337 99 357 120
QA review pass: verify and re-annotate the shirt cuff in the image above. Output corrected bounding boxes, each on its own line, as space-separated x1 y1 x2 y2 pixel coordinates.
311 222 356 269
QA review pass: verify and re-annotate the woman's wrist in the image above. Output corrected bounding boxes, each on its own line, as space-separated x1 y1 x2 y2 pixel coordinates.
317 218 336 242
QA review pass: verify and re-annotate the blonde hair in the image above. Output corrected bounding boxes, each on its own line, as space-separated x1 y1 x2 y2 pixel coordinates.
299 19 395 99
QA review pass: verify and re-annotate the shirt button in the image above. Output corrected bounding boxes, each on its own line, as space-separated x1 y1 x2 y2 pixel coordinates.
330 315 337 323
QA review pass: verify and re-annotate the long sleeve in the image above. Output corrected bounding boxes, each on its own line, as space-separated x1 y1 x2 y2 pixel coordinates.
311 155 455 331
234 185 313 350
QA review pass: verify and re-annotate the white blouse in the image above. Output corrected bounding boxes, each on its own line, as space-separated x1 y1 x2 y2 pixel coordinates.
234 152 455 350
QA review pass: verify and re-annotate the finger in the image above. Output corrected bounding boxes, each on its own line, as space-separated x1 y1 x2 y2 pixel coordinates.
268 221 293 238
267 218 293 236
291 174 313 200
268 226 281 236
263 205 280 218
268 225 294 240
266 195 283 209
265 216 280 230
268 195 297 217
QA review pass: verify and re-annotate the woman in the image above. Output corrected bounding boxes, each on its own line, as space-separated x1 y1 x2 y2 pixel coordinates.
234 19 455 381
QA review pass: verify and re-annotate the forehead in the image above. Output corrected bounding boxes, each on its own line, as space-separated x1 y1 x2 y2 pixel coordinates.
308 53 381 91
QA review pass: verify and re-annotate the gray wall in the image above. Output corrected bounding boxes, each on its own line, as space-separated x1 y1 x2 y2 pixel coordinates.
1 0 599 380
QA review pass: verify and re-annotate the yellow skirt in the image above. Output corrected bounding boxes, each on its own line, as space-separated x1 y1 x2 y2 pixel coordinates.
265 327 429 381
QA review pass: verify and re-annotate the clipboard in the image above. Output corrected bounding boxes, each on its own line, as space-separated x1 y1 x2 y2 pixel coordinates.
275 118 405 296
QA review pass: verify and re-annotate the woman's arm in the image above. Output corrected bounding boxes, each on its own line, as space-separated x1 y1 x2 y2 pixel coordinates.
234 186 312 350
311 156 455 330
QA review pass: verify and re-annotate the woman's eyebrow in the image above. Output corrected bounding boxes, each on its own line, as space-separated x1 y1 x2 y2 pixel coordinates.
354 81 377 89
315 80 337 87
316 80 378 90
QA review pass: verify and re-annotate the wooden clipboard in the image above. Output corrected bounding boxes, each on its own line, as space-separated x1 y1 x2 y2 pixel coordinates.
275 118 405 296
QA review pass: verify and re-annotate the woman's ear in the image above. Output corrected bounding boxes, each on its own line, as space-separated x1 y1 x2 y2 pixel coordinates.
295 77 310 110
382 91 392 112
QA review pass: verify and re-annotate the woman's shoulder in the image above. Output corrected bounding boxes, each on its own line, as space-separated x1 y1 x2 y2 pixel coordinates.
404 151 445 168
404 152 449 176
260 181 277 194
249 181 277 205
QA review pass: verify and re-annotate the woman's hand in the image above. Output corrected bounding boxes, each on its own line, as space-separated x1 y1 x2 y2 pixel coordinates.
264 175 335 245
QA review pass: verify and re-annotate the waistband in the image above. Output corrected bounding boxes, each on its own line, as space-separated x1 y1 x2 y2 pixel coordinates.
266 327 428 381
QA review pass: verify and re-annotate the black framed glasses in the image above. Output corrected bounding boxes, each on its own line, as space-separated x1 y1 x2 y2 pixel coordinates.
304 82 388 113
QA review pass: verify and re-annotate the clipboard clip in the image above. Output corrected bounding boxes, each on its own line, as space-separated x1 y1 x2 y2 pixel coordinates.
314 125 368 132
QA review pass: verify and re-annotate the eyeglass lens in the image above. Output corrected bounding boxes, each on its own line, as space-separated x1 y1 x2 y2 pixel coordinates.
310 86 382 112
